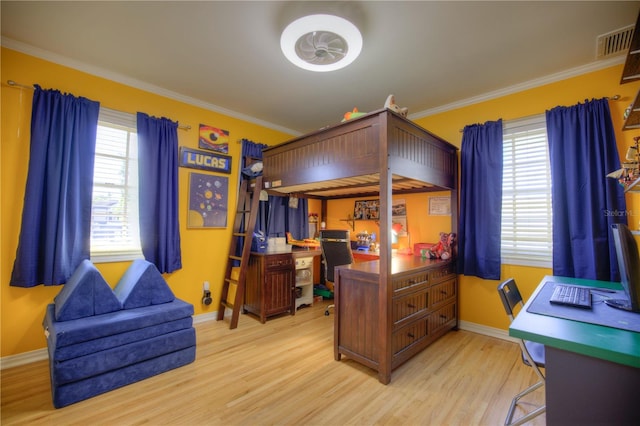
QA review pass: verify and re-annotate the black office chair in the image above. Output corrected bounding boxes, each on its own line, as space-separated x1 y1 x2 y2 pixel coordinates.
497 278 546 426
319 230 354 316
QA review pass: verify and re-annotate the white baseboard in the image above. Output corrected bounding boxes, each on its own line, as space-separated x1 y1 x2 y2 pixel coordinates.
458 320 517 343
1 315 510 370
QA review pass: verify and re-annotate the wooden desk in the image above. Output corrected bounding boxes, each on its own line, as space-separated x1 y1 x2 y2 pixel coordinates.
510 275 640 425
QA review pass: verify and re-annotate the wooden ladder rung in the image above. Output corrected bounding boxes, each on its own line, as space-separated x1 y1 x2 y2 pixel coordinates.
217 173 263 329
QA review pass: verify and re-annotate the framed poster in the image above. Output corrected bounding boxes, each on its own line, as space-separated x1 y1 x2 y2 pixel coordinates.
199 124 229 154
392 199 407 216
429 196 451 216
187 172 229 228
354 199 380 220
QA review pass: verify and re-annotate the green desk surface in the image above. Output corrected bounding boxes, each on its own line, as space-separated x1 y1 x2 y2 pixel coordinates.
510 275 640 368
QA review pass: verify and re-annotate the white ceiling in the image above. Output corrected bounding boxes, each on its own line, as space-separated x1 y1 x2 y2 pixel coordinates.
2 1 639 135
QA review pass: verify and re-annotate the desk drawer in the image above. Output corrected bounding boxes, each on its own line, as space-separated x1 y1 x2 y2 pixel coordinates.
429 263 456 284
430 278 456 307
264 254 294 270
392 317 429 355
429 302 457 335
392 271 429 294
393 291 429 328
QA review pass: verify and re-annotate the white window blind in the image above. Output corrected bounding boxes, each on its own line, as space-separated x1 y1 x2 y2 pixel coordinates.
90 108 143 262
501 115 553 268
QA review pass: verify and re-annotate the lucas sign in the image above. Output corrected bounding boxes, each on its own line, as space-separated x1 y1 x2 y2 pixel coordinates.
179 147 231 174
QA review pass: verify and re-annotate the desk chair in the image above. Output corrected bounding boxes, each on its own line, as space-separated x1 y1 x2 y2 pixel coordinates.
319 230 354 316
497 278 546 426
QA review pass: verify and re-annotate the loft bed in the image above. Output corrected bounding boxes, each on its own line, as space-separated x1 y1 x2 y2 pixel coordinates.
261 109 459 384
262 108 458 225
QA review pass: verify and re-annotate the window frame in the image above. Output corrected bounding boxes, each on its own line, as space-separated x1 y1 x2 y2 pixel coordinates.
90 108 143 264
501 115 553 268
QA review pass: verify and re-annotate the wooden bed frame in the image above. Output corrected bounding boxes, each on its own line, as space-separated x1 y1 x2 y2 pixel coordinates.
262 109 459 383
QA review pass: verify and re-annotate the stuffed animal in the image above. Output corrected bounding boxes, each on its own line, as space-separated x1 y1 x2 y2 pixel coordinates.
342 107 367 122
423 232 457 259
384 95 409 117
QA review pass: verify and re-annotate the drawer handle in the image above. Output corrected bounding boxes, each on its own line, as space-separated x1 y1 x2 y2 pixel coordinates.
440 290 448 295
407 303 416 309
407 333 415 338
440 314 448 320
408 279 417 285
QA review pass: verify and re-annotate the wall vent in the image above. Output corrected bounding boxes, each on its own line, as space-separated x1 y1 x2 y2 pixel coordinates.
597 24 634 59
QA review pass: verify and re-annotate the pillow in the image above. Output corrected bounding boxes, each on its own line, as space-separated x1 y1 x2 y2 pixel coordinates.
113 259 175 309
54 260 122 321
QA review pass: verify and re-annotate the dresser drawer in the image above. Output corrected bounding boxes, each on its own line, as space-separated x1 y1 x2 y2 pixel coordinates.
429 302 457 335
429 262 456 284
392 270 429 295
392 317 429 356
429 278 456 307
264 254 294 270
392 291 429 328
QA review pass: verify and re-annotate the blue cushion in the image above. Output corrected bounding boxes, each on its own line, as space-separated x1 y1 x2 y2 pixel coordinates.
44 299 194 348
50 346 196 408
54 260 122 321
113 259 175 309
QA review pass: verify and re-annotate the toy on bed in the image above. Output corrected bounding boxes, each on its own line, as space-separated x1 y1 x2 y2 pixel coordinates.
384 94 409 117
422 232 457 260
342 107 367 122
286 232 320 248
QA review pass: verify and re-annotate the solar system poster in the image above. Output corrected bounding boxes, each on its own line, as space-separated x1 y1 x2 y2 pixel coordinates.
199 124 229 154
187 172 228 228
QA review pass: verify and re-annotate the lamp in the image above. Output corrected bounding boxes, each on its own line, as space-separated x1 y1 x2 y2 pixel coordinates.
280 14 362 72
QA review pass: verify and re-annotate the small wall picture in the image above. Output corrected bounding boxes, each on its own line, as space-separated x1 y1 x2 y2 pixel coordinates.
354 199 380 220
199 124 229 154
429 196 451 216
188 172 228 228
392 199 406 216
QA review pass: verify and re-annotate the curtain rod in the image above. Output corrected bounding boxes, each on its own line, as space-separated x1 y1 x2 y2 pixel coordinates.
6 80 191 130
457 95 623 133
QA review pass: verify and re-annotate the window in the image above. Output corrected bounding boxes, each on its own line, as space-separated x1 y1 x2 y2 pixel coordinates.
501 115 552 268
90 108 142 262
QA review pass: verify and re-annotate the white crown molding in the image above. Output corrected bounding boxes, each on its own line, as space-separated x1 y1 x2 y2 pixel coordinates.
1 37 301 137
409 55 626 120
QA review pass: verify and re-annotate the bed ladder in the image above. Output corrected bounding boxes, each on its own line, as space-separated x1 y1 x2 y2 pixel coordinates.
217 175 263 329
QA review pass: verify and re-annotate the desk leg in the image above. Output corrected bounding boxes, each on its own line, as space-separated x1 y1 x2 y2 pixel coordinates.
546 346 640 425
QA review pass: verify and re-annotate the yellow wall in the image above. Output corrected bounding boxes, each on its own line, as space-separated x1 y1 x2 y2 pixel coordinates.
1 48 293 357
414 65 640 330
2 47 639 358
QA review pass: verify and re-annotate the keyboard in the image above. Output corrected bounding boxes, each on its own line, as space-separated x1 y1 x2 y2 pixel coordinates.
550 285 592 309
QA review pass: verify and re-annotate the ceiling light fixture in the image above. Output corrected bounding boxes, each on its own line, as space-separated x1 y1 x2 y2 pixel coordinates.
280 14 362 72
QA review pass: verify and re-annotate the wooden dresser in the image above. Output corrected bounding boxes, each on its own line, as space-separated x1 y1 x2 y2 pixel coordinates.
334 255 457 384
244 252 295 323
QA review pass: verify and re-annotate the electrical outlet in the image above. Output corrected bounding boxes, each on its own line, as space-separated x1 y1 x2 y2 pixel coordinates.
202 281 212 305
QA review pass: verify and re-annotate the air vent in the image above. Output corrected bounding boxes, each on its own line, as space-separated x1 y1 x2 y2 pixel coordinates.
597 24 634 59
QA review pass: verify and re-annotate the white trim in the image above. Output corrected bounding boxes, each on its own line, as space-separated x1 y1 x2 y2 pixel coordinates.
2 36 623 131
0 348 48 370
1 37 301 137
457 320 518 343
410 56 625 120
1 309 224 370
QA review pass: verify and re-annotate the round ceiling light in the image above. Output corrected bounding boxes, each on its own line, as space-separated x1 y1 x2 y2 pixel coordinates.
280 14 363 72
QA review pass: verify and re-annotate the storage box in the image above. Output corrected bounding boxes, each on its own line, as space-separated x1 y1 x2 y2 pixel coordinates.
251 232 267 253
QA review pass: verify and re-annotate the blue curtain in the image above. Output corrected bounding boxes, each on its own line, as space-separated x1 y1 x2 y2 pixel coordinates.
262 195 309 239
458 119 503 280
136 113 182 273
546 98 626 281
10 86 100 287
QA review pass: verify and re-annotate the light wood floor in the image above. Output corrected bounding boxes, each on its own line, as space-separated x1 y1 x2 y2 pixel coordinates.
1 300 545 425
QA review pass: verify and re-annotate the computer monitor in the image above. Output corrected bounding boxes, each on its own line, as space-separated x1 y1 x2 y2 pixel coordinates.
607 223 640 313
